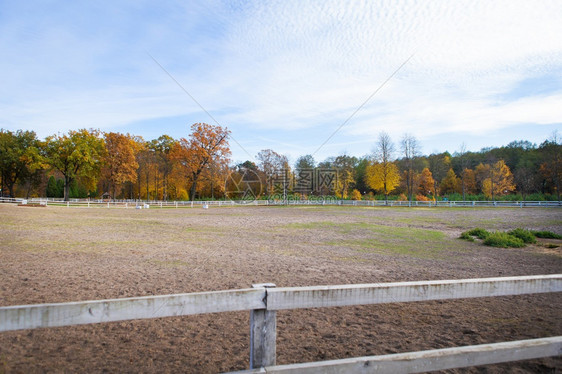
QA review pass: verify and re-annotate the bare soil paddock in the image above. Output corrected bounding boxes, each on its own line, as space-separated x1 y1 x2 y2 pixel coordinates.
0 204 561 373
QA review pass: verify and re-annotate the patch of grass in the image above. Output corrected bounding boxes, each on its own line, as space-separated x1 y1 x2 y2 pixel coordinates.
531 230 562 239
282 221 337 229
508 228 537 244
483 232 525 248
544 243 559 249
323 224 450 259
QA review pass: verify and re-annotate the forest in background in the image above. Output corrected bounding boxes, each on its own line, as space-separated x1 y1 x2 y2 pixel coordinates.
1 124 560 202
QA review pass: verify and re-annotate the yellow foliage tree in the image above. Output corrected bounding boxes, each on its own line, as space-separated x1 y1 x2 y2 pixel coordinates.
478 160 516 200
440 168 460 195
366 161 400 202
335 169 354 199
351 189 362 200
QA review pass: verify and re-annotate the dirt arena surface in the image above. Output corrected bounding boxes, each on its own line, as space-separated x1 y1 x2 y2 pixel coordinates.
1 204 561 373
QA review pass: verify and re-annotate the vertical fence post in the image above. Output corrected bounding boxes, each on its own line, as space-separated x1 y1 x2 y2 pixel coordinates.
250 283 276 369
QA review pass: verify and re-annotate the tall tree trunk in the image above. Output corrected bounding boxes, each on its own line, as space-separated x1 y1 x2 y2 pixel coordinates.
64 176 71 202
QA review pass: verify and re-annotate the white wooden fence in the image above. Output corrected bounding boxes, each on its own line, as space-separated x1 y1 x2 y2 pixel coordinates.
1 275 561 373
1 196 561 208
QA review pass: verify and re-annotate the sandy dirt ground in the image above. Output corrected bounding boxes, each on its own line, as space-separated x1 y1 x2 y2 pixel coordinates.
0 204 561 373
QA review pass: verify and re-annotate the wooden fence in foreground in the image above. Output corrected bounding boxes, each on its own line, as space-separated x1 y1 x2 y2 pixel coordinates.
1 275 561 373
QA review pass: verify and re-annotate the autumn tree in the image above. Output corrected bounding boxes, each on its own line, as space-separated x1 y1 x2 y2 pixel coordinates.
173 123 231 201
440 168 460 195
427 152 451 197
0 129 44 197
102 132 139 199
462 168 477 195
476 160 516 200
225 161 265 200
257 149 289 196
400 133 421 201
333 154 358 199
418 167 435 197
366 132 399 202
366 161 400 200
43 129 105 201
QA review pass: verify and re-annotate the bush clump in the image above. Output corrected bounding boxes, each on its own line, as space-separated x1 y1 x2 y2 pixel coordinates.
507 228 537 244
531 230 562 239
466 228 490 240
483 232 526 248
460 232 475 241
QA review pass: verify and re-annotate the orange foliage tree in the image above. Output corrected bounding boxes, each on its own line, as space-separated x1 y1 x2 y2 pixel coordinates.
102 132 139 199
172 123 231 200
461 168 477 195
476 161 516 200
418 167 435 197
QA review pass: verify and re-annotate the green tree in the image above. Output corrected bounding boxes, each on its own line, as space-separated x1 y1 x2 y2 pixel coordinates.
0 129 42 197
43 129 105 201
294 154 315 172
149 135 176 200
538 131 562 201
45 176 65 198
440 168 460 195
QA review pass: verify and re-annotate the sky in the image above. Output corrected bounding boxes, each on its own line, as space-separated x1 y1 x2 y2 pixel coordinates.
1 0 561 165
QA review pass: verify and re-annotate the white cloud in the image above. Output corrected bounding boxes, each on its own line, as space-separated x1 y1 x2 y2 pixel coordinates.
1 0 561 157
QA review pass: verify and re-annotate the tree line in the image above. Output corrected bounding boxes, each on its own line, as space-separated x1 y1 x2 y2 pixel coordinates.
0 125 560 201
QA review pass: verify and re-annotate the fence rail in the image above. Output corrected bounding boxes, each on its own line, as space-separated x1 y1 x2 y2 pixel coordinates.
1 196 561 208
241 337 562 374
1 275 561 372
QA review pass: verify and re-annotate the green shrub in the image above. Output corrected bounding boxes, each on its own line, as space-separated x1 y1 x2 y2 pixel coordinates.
483 232 525 248
459 232 475 241
531 230 562 239
466 228 490 240
508 228 537 244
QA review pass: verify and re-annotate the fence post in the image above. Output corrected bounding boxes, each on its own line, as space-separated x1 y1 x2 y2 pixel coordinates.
250 283 276 369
